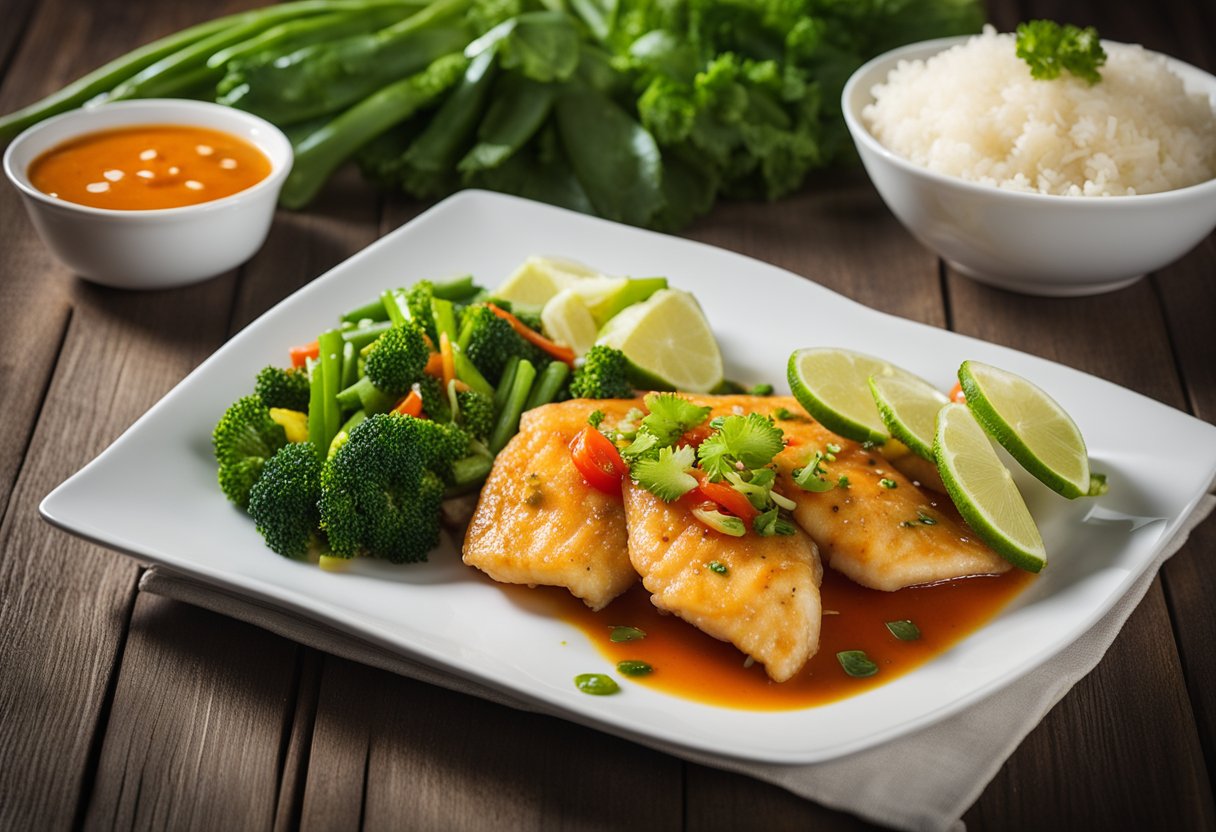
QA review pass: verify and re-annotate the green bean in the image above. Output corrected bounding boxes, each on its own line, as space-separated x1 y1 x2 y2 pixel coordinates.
0 12 237 141
279 53 467 209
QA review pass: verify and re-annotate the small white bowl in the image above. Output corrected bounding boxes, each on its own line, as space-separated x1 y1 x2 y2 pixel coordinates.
842 36 1216 296
3 99 292 290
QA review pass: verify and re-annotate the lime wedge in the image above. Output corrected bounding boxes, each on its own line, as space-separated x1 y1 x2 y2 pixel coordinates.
787 348 903 443
869 372 949 460
959 360 1090 499
540 288 599 356
495 256 601 306
934 403 1046 572
582 277 667 325
596 289 723 392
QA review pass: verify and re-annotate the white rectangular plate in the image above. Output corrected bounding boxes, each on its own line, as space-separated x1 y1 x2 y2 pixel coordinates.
41 190 1216 764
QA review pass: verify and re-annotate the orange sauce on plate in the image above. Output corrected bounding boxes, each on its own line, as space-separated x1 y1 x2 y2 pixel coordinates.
512 567 1034 710
29 124 271 210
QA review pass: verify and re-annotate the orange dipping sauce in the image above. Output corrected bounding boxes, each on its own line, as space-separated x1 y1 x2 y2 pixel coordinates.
28 124 272 210
511 566 1035 711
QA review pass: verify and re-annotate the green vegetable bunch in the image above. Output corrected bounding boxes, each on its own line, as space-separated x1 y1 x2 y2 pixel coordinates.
0 0 984 230
212 272 573 562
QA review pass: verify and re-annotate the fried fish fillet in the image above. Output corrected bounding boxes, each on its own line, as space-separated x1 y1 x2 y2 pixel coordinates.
744 396 1010 590
622 480 822 682
463 399 641 610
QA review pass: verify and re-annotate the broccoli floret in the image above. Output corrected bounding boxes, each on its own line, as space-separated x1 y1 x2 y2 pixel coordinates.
456 389 494 442
415 374 451 422
364 320 431 395
247 442 322 559
404 281 439 343
213 395 287 508
254 366 311 412
461 305 545 386
569 345 634 399
319 413 473 563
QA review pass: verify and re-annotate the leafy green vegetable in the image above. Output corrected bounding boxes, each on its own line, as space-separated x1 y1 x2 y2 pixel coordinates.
637 393 711 447
3 0 986 227
1015 20 1106 84
697 413 785 480
631 445 698 501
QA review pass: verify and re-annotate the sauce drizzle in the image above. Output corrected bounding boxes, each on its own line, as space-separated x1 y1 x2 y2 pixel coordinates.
520 567 1034 711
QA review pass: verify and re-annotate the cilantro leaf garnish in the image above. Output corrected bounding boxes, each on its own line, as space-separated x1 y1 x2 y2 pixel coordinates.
638 393 711 446
1015 20 1106 85
793 451 833 492
697 413 786 480
754 507 795 536
631 444 698 501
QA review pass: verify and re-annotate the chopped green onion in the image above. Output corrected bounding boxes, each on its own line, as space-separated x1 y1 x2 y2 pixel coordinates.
610 626 646 643
886 620 921 641
574 673 620 695
1088 472 1109 496
836 650 879 678
691 506 747 536
917 510 937 526
879 478 898 489
617 660 653 677
837 475 851 489
707 560 729 575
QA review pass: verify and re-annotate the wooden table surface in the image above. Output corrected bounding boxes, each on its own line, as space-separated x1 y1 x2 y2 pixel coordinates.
2 0 1213 829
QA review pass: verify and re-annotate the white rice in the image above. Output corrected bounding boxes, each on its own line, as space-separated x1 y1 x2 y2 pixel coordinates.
863 26 1216 196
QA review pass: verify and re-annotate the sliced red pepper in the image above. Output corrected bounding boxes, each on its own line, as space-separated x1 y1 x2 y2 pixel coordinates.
948 381 966 404
569 426 628 495
692 469 759 522
289 340 320 368
486 303 577 366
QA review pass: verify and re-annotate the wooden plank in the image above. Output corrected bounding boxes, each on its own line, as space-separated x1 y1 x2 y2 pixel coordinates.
0 274 237 830
946 277 1213 829
1151 240 1216 782
299 657 684 832
683 172 947 327
965 584 1214 830
684 765 880 831
81 595 300 830
82 139 383 832
0 3 288 828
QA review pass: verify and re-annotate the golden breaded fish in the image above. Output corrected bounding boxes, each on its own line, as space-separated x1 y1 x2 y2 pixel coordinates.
622 480 822 683
727 396 1010 590
463 399 642 610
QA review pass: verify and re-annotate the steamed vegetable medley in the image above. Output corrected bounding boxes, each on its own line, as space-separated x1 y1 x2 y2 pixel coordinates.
0 0 986 229
212 256 720 563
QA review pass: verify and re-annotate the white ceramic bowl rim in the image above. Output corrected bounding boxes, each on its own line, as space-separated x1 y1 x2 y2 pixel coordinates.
3 98 293 220
842 35 1216 208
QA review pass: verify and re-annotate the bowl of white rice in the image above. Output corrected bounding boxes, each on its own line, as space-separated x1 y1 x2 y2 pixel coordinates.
842 27 1216 296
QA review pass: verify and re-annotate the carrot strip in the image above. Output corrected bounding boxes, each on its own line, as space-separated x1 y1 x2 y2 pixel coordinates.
486 303 576 366
439 332 456 389
424 351 444 378
289 341 319 368
393 390 424 417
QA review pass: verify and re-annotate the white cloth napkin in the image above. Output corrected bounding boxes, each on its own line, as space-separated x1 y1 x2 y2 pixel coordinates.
139 495 1213 832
